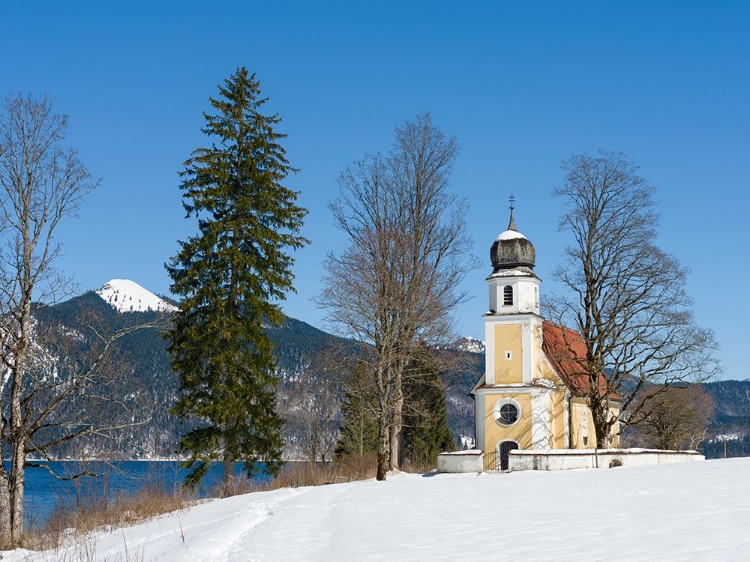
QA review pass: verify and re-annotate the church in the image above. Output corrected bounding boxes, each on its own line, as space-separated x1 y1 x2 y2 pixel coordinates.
471 201 620 471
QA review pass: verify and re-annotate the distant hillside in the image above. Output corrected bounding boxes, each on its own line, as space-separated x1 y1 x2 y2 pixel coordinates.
31 281 748 461
31 283 479 459
702 380 750 419
699 380 750 458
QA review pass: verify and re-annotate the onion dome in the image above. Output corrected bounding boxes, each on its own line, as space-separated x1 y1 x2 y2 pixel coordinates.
490 198 536 274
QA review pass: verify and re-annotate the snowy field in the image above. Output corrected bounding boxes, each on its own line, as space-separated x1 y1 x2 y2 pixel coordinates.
6 457 750 561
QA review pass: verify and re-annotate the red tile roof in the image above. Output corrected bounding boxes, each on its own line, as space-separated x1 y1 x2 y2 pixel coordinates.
542 321 615 399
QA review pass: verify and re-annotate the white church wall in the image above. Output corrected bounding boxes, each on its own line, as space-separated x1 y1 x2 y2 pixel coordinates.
517 279 539 314
530 390 551 448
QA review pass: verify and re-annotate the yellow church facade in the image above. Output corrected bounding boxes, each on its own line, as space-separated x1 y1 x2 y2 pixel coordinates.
472 205 619 470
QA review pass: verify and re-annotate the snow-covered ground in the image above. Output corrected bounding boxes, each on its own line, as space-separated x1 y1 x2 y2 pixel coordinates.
7 458 750 561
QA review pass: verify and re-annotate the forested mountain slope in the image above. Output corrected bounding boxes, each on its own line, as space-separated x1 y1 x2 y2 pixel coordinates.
31 283 744 460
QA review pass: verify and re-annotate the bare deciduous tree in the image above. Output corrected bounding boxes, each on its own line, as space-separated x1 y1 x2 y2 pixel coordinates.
627 384 715 450
318 113 477 480
549 150 720 448
0 92 159 546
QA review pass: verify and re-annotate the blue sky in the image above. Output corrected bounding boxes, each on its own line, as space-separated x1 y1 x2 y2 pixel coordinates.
3 1 748 379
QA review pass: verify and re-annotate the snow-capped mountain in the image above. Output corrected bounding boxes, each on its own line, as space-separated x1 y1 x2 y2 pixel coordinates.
435 337 486 354
454 336 486 354
96 279 177 313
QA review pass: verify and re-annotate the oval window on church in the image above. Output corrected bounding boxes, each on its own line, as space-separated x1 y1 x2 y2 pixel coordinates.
494 399 520 426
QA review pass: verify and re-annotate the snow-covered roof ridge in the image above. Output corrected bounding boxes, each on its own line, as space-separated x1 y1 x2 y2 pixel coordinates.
96 279 177 313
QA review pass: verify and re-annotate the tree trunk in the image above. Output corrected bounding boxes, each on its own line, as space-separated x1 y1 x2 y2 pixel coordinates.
7 298 32 546
10 440 25 544
222 425 235 497
376 415 390 481
222 456 235 498
222 414 237 497
591 398 610 449
390 392 403 471
389 355 406 471
0 474 12 548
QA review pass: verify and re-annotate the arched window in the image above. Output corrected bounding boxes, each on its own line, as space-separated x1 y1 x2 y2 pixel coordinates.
503 285 513 305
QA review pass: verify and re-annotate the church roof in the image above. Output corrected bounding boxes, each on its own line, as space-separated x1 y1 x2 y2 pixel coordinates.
470 322 619 400
541 321 617 399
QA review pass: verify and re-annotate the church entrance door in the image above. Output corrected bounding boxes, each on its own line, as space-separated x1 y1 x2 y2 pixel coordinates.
498 440 519 471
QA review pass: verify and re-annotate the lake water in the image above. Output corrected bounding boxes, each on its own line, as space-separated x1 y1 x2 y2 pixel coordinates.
19 461 269 527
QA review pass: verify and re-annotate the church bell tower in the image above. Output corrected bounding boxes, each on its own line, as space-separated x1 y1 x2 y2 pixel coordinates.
483 196 542 386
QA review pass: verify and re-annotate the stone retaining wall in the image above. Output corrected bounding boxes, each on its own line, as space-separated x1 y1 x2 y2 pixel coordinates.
437 450 484 473
437 448 704 473
508 448 704 471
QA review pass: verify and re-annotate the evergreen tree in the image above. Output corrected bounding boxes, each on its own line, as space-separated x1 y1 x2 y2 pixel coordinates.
335 359 379 459
401 348 455 467
166 68 308 490
335 346 455 469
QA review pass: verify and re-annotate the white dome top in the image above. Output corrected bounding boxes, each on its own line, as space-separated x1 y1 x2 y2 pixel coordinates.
496 229 528 241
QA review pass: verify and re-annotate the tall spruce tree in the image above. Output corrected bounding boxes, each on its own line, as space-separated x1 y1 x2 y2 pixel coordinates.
166 68 308 490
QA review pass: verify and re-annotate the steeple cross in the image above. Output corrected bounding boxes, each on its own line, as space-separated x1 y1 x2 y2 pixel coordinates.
507 193 517 231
